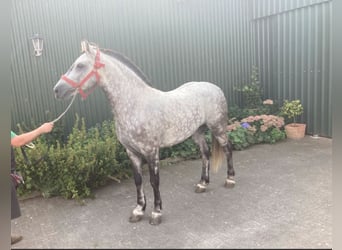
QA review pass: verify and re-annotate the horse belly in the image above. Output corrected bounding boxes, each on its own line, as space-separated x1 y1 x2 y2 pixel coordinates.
159 108 205 147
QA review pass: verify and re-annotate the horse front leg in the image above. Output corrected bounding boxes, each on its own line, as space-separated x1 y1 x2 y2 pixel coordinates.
126 149 146 223
146 149 162 225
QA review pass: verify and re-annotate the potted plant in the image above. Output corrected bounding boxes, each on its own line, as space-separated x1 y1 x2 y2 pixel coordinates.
280 99 306 139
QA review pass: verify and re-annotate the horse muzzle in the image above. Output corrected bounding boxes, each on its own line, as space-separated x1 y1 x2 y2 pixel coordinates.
53 80 76 100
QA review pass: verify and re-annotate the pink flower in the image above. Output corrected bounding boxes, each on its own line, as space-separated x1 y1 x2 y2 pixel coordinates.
254 115 261 121
227 121 241 131
260 125 268 132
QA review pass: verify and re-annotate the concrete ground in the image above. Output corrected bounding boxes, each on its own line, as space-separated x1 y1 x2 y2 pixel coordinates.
11 136 332 249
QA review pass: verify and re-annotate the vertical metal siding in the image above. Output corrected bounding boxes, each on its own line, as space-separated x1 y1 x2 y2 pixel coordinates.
251 0 332 137
11 0 255 133
10 0 332 137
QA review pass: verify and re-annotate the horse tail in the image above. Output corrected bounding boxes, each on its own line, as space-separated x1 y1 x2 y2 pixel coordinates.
211 134 225 173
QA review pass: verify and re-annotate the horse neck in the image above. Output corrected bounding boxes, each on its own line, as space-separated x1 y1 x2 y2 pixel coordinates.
99 54 154 117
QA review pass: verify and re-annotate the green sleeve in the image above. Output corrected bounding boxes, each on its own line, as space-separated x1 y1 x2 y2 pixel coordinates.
11 131 17 138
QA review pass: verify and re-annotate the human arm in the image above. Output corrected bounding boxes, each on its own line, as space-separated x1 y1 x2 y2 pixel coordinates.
11 122 54 147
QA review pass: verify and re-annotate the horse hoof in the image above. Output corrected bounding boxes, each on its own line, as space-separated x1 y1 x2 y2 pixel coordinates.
224 177 235 188
149 211 162 225
129 205 145 223
129 214 143 223
195 183 207 193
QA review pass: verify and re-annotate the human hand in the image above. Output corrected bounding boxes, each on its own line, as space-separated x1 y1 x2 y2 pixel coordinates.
39 122 54 134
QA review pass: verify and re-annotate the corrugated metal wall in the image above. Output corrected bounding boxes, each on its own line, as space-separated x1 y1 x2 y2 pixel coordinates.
10 0 254 133
10 0 332 137
251 0 332 137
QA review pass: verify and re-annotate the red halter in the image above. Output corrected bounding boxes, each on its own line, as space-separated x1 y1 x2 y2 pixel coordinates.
61 49 105 99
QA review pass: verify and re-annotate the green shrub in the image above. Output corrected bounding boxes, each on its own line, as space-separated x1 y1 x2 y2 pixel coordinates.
234 66 263 109
280 99 304 124
228 114 286 150
160 138 200 160
227 126 255 150
15 115 131 199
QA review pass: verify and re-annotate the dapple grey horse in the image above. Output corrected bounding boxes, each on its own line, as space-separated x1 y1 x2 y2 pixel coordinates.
53 40 235 225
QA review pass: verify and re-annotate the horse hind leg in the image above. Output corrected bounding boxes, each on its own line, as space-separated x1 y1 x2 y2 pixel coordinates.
211 130 236 188
192 126 210 193
222 140 235 188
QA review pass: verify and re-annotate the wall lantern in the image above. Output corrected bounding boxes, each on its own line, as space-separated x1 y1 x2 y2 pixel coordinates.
30 34 43 56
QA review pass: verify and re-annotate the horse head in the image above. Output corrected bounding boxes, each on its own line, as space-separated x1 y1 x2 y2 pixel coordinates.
53 40 105 100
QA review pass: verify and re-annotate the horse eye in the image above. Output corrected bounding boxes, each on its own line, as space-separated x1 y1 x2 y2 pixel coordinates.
76 63 85 69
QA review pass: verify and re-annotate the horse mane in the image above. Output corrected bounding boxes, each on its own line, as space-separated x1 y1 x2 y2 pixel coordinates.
100 48 151 84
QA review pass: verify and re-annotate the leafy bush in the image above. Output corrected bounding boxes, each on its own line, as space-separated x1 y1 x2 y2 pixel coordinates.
234 66 263 109
15 115 131 199
227 114 286 150
160 138 200 160
227 125 256 150
280 99 304 124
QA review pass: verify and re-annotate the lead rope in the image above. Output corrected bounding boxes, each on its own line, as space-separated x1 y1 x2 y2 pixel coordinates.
15 93 77 173
51 93 77 123
19 92 77 150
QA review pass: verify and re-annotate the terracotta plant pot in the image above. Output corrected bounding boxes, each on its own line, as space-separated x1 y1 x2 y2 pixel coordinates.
285 123 306 139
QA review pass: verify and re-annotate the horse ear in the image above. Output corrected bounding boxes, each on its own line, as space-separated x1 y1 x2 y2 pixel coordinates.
81 40 98 57
81 40 90 53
